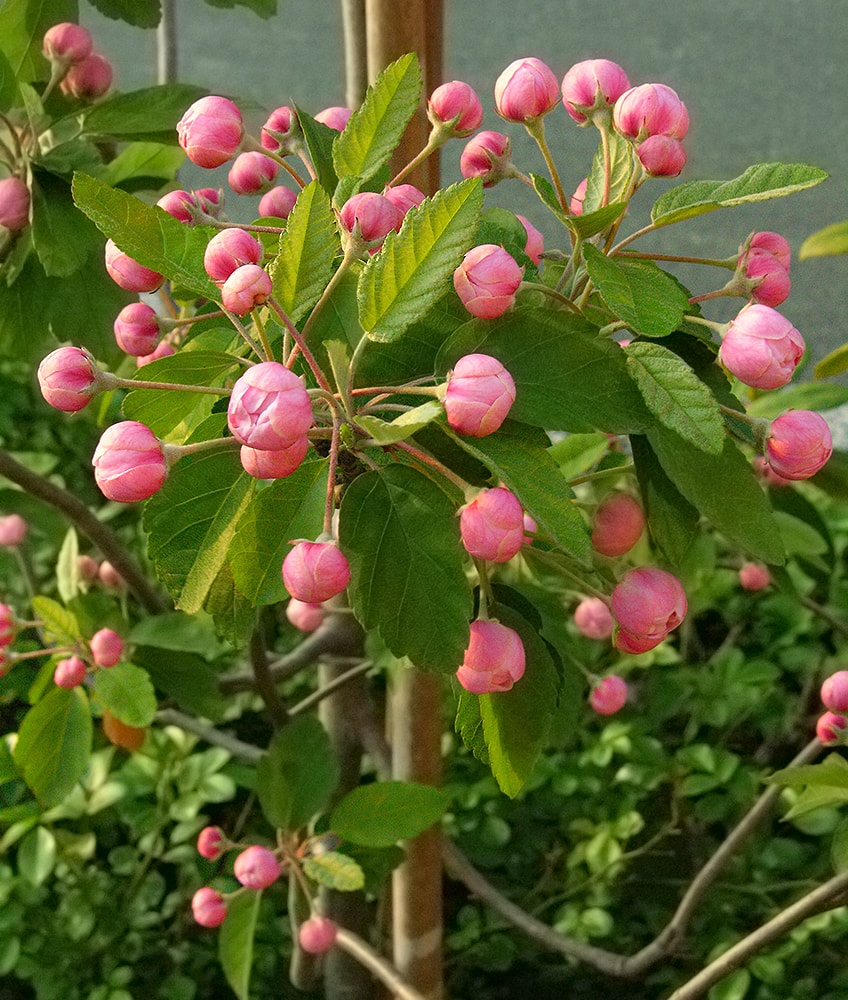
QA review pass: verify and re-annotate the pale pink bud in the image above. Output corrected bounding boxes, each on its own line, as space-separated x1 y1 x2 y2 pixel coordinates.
261 106 296 151
816 711 847 746
574 597 614 640
42 22 93 63
719 304 804 389
192 887 227 928
299 916 338 954
494 57 560 122
445 353 516 437
197 826 226 860
204 228 263 285
38 346 107 412
741 249 791 307
90 627 123 668
233 845 281 889
157 188 221 223
570 177 588 215
0 514 28 547
636 135 687 177
221 263 272 315
1 604 17 645
591 493 645 557
753 454 793 488
561 59 631 123
516 214 544 265
282 541 351 604
258 185 298 219
614 83 689 141
765 410 832 481
77 554 100 583
54 655 87 689
59 52 112 99
460 487 524 563
286 599 326 633
428 81 484 136
104 239 163 292
98 561 125 590
177 96 244 169
453 244 523 319
239 437 309 479
136 341 175 367
228 151 279 195
92 420 168 502
383 184 426 219
590 675 628 715
822 672 848 714
738 562 771 591
747 231 791 271
113 302 161 356
0 177 31 231
459 130 514 187
339 192 401 243
456 620 525 694
227 362 313 450
314 106 352 132
611 567 687 653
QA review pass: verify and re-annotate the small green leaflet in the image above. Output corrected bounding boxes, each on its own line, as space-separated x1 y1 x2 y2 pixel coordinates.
219 889 261 1000
330 781 449 847
800 220 848 260
94 663 158 728
583 128 635 214
303 852 365 891
356 399 444 445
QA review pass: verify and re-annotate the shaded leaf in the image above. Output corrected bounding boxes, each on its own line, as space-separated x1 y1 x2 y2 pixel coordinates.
330 781 449 847
102 142 185 190
746 382 848 418
82 83 207 139
219 890 261 1000
31 172 97 277
85 0 161 28
93 663 157 728
631 435 699 565
295 106 338 195
566 202 627 240
17 827 56 886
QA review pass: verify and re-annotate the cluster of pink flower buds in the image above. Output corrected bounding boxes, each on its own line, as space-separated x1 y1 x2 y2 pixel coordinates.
443 353 516 438
763 410 832 481
589 674 628 715
43 23 113 100
453 244 523 319
611 567 687 654
456 619 526 694
157 187 223 224
459 487 525 563
735 231 792 307
105 239 163 292
613 81 689 177
817 671 848 745
718 304 804 390
590 493 645 557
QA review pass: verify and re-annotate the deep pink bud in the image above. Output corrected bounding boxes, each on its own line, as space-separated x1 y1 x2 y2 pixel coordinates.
822 672 848 714
227 362 313 450
460 130 514 187
239 437 309 479
738 562 771 592
197 826 226 860
177 96 243 169
719 304 804 389
765 410 832 481
59 52 112 99
104 239 163 292
614 83 689 141
136 341 175 367
591 493 645 557
38 346 107 412
445 353 516 437
0 177 31 231
0 514 28 547
42 22 93 63
742 249 791 307
516 214 544 265
456 620 525 694
98 561 125 590
453 244 523 319
637 135 687 177
228 151 278 195
747 231 791 271
817 711 847 746
92 420 168 502
114 302 161 356
611 567 687 653
261 106 296 151
299 915 338 954
156 189 196 222
286 599 326 633
54 655 87 689
1 604 17 645
589 675 628 715
460 488 525 563
282 541 351 604
339 192 401 243
573 597 614 640
90 627 123 668
383 184 426 219
314 106 352 132
494 57 560 121
221 263 272 315
233 845 281 889
561 59 631 123
204 228 263 285
428 81 484 136
258 185 298 220
570 177 588 215
192 887 227 928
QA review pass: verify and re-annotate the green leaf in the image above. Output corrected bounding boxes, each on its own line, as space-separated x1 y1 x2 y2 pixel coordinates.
93 663 157 728
815 344 848 379
746 382 848 418
102 142 185 190
17 826 57 887
565 202 627 240
0 0 76 85
56 527 80 604
624 342 724 453
85 0 161 28
129 612 225 660
651 162 828 228
81 84 207 138
31 172 97 277
256 716 339 832
476 207 536 267
769 755 848 790
132 645 226 722
295 106 338 195
631 435 699 565
203 0 276 17
530 173 567 222
302 851 365 892
330 781 449 847
831 818 848 873
219 889 261 1000
358 178 484 342
0 49 17 112
269 180 339 325
773 511 828 559
339 465 472 671
583 128 635 213
334 53 421 183
31 595 82 646
14 688 92 807
584 244 690 337
72 172 219 300
800 220 848 259
357 399 444 445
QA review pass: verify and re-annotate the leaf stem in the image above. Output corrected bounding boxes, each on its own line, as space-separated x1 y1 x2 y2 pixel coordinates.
267 296 332 393
524 116 568 213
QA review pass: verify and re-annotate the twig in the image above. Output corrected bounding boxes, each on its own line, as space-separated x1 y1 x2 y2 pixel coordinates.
289 660 374 716
155 708 263 762
334 927 429 1000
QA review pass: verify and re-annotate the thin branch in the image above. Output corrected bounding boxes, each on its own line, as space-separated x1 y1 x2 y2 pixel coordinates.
155 708 263 762
334 927 429 1000
289 660 374 716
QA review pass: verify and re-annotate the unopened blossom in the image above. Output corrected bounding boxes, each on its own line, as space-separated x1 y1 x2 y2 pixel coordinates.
459 487 525 563
614 83 689 141
233 845 281 888
453 244 523 319
0 514 28 547
611 567 687 653
258 185 298 219
516 214 544 265
104 239 163 293
314 106 352 131
42 22 93 64
227 362 313 451
113 302 161 356
59 52 112 98
765 410 832 481
177 96 243 168
591 493 645 557
494 57 559 121
456 620 525 694
239 438 309 480
561 59 631 124
192 887 227 928
38 346 111 412
428 80 484 136
0 177 31 232
573 597 614 640
228 151 278 195
637 135 687 177
719 304 804 390
589 675 628 715
821 672 848 714
444 353 516 437
92 421 168 502
221 264 272 315
204 228 263 285
282 541 351 604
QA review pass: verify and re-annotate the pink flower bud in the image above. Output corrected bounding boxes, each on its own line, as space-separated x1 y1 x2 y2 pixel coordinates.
816 711 847 746
591 493 645 557
753 455 793 488
90 627 123 668
636 135 687 177
453 244 523 319
589 675 628 715
136 341 175 367
59 52 112 99
570 177 588 215
741 249 791 307
746 231 791 271
460 487 524 563
177 96 244 169
204 229 263 285
522 512 537 545
299 915 338 954
42 22 93 63
261 106 296 151
239 437 309 479
444 353 516 437
719 304 805 389
456 620 525 694
738 562 771 591
221 263 272 315
494 57 560 122
614 83 689 141
428 81 483 136
286 598 326 633
460 131 515 187
339 192 401 244
233 845 281 889
38 346 107 412
611 567 687 653
765 410 832 481
258 185 298 220
98 561 125 590
192 887 227 928
561 59 631 124
1 604 17 646
77 554 100 583
156 189 195 222
104 239 163 292
92 420 168 502
0 514 28 547
383 184 426 219
197 826 226 860
314 106 352 132
227 362 313 450
113 302 161 356
228 151 279 196
573 597 614 640
516 214 544 265
54 655 87 689
822 672 848 714
0 177 31 232
282 541 351 604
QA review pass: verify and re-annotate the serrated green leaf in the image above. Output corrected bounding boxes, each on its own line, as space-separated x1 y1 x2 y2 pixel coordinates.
0 48 17 112
86 0 160 26
358 178 483 342
566 202 628 240
800 220 848 259
93 663 157 728
583 128 635 214
0 0 75 85
651 162 828 228
357 399 444 445
102 142 185 189
330 781 449 847
133 645 226 722
31 172 97 277
631 435 699 565
31 595 82 646
334 53 421 183
81 83 207 137
302 851 365 891
529 173 566 221
219 889 261 1000
17 826 56 887
624 342 724 454
769 755 848 790
773 511 828 559
295 106 338 195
